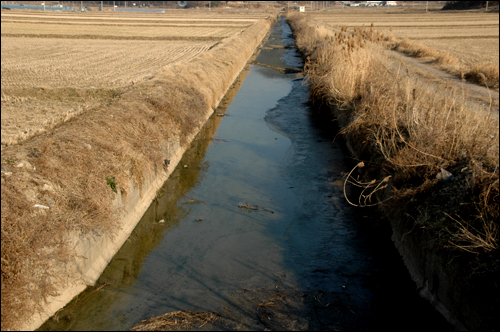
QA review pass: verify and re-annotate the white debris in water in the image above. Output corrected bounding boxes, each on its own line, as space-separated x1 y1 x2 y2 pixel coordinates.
436 168 453 182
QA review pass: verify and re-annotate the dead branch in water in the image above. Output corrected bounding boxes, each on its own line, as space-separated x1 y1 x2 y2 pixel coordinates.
184 196 205 204
198 137 229 143
238 202 275 213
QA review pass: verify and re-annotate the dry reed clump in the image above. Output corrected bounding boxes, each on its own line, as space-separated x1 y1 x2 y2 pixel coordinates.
463 62 500 90
0 15 276 331
393 38 441 59
286 11 499 253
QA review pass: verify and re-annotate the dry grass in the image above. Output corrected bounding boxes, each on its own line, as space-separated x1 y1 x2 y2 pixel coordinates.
445 212 499 254
463 62 500 89
287 11 499 253
0 13 276 331
305 9 499 90
129 310 220 331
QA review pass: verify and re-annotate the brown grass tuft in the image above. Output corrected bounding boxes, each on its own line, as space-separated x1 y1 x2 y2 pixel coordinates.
463 62 500 90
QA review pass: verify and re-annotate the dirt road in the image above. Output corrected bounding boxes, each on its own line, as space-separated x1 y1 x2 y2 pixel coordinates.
385 49 499 116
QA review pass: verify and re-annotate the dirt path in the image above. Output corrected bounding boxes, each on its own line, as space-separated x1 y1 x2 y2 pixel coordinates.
385 49 499 116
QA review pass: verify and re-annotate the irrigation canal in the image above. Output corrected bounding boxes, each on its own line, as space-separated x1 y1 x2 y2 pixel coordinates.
39 17 452 331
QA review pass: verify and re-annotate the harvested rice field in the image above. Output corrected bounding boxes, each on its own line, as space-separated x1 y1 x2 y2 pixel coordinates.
0 9 271 145
306 8 499 67
410 37 498 67
1 38 216 89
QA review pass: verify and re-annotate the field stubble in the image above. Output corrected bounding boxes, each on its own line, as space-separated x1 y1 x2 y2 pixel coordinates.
1 22 245 38
1 37 216 89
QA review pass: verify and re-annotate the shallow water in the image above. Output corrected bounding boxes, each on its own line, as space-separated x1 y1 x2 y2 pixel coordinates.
39 17 451 331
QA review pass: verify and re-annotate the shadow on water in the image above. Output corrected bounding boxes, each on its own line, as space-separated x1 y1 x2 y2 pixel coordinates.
39 17 453 331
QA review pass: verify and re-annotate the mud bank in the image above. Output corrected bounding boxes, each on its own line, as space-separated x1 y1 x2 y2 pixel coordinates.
1 15 276 331
286 15 498 332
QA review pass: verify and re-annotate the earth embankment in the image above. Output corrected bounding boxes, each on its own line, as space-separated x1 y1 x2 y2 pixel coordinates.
286 11 498 331
0 14 277 331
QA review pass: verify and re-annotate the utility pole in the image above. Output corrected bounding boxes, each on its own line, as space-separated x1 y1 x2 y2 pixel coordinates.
209 1 211 11
426 1 428 13
486 1 489 11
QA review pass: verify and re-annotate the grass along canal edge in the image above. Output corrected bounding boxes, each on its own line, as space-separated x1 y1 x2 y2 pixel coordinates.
286 11 499 331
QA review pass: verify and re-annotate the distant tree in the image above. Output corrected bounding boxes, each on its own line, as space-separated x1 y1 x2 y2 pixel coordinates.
210 1 224 7
184 1 203 8
442 1 498 10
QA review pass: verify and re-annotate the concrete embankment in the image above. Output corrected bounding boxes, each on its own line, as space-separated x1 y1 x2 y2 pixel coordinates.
1 14 276 331
286 13 498 331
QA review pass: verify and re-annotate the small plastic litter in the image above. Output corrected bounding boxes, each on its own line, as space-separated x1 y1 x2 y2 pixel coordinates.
436 168 453 182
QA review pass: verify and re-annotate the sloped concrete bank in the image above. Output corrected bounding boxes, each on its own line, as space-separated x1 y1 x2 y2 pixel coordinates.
5 15 277 332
